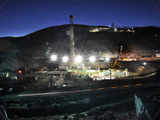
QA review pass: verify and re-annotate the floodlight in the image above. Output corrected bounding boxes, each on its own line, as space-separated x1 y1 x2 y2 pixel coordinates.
50 54 57 61
89 56 96 63
74 55 83 63
62 56 69 63
105 57 110 62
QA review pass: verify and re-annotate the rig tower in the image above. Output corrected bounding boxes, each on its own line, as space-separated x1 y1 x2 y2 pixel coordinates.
69 15 75 65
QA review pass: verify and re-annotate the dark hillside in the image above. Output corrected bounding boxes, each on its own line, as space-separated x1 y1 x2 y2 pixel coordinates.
0 24 160 70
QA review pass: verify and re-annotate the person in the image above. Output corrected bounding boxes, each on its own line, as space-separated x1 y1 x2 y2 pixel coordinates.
48 74 57 88
48 75 53 88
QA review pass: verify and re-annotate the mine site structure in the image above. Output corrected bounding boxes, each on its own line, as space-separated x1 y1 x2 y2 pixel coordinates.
69 15 76 68
15 15 76 86
11 16 160 84
67 15 118 69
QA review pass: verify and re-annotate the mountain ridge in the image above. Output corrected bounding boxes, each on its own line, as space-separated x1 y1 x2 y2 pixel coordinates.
0 24 160 70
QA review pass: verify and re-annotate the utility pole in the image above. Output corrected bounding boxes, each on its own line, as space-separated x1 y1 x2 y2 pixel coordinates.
109 66 111 80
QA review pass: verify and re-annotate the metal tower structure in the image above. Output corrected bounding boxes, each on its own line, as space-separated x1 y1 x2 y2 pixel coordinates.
69 15 75 65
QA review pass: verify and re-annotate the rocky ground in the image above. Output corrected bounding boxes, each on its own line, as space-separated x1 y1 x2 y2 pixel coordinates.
11 108 137 120
2 81 160 120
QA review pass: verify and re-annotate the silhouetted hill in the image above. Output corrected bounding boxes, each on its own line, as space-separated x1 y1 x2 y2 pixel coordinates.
0 24 160 70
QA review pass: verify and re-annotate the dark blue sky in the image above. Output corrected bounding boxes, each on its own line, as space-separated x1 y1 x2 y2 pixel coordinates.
0 0 160 37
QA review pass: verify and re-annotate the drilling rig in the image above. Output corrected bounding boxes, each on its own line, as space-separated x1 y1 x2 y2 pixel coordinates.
69 15 76 67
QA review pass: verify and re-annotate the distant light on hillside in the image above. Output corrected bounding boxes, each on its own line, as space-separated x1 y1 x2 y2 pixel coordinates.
143 62 147 66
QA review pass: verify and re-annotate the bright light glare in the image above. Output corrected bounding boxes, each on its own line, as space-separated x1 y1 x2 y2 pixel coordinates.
62 56 69 63
143 62 147 66
50 54 57 61
74 55 83 63
89 56 96 63
105 57 110 62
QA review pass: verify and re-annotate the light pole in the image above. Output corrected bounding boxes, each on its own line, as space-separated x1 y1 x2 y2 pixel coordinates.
109 63 111 80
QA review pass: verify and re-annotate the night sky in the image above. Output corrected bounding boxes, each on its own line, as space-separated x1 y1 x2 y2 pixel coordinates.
0 0 160 37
